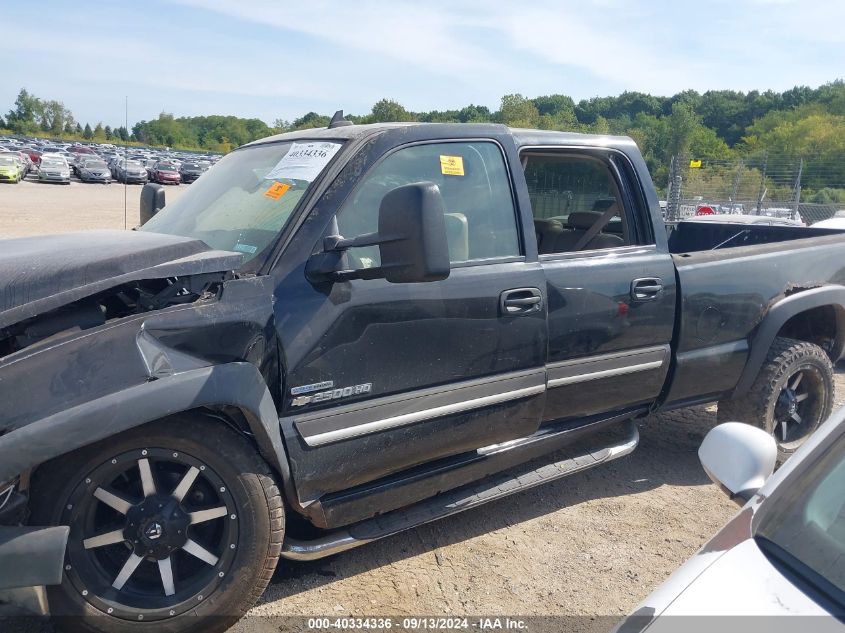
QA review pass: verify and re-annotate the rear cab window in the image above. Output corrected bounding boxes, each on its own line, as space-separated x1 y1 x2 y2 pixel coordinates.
521 151 653 255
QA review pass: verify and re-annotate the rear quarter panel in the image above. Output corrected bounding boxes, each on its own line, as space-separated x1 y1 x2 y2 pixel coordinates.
664 233 845 406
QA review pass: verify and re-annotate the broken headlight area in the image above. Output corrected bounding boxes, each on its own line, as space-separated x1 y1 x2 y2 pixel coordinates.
0 273 227 359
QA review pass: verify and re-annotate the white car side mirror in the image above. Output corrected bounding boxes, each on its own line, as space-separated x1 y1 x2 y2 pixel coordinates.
699 423 777 504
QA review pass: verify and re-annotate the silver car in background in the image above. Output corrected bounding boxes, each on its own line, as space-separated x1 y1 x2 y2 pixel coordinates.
38 154 71 184
619 410 845 632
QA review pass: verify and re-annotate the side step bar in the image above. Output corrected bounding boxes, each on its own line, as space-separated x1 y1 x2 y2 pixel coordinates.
282 420 639 561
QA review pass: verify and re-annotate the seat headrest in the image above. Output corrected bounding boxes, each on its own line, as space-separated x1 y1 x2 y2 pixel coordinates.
567 211 602 230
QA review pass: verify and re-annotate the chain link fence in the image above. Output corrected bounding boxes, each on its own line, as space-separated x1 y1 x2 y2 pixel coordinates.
665 154 845 224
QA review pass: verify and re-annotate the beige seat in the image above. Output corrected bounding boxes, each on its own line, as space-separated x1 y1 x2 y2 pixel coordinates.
534 218 565 254
546 211 624 253
444 212 469 262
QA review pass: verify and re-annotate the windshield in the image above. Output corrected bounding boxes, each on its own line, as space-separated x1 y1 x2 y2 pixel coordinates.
83 160 107 169
41 156 66 167
141 140 343 264
757 431 845 599
0 157 16 166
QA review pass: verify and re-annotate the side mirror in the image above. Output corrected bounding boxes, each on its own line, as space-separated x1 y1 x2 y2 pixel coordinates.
306 182 450 284
699 422 777 504
139 183 166 225
377 182 450 283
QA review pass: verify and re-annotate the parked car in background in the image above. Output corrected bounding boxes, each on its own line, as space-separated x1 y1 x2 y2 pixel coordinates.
178 161 204 183
115 159 149 184
0 154 24 183
37 154 71 184
76 158 112 184
619 411 845 630
150 161 181 184
812 214 845 230
682 214 806 227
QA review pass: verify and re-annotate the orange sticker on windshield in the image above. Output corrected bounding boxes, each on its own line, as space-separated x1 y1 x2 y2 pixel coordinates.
440 155 464 176
264 182 290 200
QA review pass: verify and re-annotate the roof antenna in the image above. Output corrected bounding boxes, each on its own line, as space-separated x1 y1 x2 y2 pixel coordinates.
328 110 353 129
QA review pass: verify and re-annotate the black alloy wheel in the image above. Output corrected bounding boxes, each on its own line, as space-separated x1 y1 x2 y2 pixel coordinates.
62 448 238 621
29 417 284 633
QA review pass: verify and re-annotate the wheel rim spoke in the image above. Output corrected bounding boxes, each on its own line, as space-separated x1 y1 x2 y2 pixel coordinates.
83 529 125 550
182 539 219 565
93 487 133 515
790 372 803 391
791 412 803 424
780 420 789 442
189 506 228 525
112 552 143 590
158 556 176 597
171 466 199 502
138 458 157 497
795 393 809 403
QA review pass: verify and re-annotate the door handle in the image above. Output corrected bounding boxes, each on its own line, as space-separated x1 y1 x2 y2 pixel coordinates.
500 288 543 315
631 278 663 301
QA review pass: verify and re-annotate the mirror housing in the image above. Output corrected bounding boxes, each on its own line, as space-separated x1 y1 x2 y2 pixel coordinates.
698 422 777 505
306 182 450 284
139 183 166 225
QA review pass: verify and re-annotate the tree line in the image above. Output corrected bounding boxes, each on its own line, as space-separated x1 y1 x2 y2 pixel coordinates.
3 82 844 199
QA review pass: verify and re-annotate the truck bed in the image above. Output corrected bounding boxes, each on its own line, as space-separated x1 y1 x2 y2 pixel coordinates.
663 225 845 407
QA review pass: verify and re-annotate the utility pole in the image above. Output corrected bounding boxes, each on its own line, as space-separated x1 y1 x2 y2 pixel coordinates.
755 152 768 215
791 157 803 220
730 160 744 205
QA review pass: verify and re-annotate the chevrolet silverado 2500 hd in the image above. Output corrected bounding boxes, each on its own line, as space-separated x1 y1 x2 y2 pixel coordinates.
2 117 845 631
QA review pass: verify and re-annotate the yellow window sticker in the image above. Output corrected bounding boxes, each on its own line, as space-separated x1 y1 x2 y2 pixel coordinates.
689 159 702 168
264 182 290 200
440 155 464 176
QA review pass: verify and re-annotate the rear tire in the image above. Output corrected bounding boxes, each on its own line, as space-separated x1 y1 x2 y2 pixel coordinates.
29 416 284 633
718 337 834 462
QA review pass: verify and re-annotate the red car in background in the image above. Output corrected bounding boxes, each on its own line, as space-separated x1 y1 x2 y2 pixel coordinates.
151 162 181 185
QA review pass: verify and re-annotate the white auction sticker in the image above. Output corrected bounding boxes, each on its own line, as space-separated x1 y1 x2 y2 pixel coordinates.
264 141 342 182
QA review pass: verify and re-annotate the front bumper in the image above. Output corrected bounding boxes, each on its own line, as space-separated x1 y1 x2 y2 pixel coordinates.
0 526 69 590
39 173 70 183
0 172 20 181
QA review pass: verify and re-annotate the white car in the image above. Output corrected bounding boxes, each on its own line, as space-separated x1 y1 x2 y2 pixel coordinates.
620 409 845 631
813 216 845 230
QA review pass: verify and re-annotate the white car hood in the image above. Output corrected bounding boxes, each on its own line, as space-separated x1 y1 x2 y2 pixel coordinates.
642 539 840 632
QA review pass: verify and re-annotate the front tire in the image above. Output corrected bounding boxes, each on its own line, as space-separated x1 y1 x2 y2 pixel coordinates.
30 416 284 633
718 337 834 462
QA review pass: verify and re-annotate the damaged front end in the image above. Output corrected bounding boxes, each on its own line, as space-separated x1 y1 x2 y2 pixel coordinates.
0 230 279 598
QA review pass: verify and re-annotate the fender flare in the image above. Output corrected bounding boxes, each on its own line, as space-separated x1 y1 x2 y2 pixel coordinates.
734 286 845 395
0 363 294 500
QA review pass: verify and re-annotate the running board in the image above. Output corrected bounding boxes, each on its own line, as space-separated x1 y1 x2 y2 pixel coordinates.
281 420 639 561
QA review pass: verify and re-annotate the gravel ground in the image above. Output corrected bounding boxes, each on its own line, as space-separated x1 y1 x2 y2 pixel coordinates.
2 179 843 631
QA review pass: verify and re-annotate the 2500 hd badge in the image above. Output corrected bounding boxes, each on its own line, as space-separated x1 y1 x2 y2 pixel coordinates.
291 382 373 407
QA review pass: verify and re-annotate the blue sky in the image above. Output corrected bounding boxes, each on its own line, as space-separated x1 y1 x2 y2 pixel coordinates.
1 0 843 128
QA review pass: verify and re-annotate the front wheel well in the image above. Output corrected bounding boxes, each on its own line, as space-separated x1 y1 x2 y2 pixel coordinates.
776 304 845 361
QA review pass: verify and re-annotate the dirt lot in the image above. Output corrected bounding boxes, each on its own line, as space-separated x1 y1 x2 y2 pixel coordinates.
0 175 187 238
2 179 843 631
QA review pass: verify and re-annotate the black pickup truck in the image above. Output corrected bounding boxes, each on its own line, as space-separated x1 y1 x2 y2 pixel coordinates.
2 118 845 631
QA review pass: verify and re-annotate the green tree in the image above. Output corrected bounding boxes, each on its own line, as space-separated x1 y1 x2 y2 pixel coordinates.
83 123 93 139
368 99 414 123
6 88 42 134
498 94 539 128
104 125 113 140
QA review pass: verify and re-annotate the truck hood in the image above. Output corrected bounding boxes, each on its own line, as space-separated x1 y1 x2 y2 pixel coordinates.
0 230 244 329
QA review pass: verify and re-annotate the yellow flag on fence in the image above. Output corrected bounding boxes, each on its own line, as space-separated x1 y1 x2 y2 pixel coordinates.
689 159 702 168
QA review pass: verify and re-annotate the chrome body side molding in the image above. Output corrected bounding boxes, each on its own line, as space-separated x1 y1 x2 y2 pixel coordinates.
289 368 546 447
546 345 669 388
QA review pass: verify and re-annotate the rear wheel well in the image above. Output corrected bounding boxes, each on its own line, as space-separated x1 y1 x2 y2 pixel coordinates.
776 304 844 361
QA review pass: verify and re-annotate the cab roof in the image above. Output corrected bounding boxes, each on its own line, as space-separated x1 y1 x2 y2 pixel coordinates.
243 122 635 151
